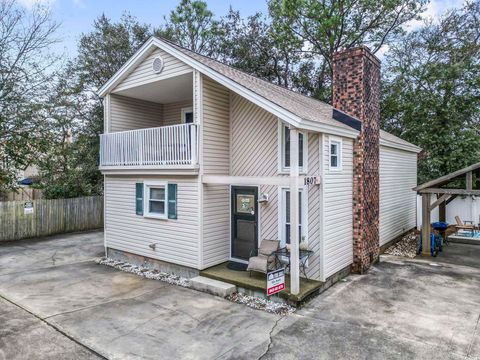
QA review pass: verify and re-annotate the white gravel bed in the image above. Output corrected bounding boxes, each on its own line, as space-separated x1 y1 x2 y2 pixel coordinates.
226 292 296 315
96 257 190 287
384 232 419 258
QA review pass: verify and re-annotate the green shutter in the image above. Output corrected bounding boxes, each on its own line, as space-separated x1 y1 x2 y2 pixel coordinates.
168 183 177 219
135 183 144 215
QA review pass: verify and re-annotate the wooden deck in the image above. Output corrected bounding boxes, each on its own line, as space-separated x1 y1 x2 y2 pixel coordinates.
200 262 323 305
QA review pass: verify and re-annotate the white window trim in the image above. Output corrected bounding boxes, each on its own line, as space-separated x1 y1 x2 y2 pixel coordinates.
181 107 194 123
144 181 168 219
277 187 308 249
329 137 343 172
278 120 308 175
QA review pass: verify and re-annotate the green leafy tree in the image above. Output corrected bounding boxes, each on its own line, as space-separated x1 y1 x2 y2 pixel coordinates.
0 0 59 193
267 0 427 101
157 0 223 57
381 2 480 183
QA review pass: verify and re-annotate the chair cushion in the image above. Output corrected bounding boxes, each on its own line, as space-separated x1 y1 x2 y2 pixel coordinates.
258 240 279 256
247 256 268 273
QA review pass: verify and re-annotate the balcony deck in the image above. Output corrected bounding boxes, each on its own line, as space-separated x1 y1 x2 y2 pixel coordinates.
99 124 198 173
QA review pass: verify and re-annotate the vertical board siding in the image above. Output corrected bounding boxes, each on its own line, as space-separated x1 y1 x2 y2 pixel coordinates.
230 94 278 177
323 135 354 278
114 48 192 92
202 184 230 268
110 94 163 132
380 146 417 245
163 100 193 126
0 196 103 242
201 76 230 175
105 176 199 268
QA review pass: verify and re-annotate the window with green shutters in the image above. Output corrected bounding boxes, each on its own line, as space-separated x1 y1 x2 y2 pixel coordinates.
139 181 177 220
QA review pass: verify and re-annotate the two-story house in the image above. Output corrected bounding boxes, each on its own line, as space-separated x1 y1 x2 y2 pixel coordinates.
98 37 420 296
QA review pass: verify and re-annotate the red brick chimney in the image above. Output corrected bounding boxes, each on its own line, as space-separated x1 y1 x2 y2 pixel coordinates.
332 46 381 273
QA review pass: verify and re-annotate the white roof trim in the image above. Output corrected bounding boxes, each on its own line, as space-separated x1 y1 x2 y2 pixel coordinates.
98 37 359 139
380 138 422 153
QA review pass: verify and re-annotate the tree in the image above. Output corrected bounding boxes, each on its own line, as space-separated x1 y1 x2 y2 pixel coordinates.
157 0 223 57
267 0 427 101
0 0 59 193
381 1 480 183
217 9 305 89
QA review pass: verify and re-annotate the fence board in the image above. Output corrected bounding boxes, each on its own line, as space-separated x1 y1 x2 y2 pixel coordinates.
0 196 104 242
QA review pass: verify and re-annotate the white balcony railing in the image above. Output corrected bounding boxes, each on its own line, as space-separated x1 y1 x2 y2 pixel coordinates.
99 124 198 168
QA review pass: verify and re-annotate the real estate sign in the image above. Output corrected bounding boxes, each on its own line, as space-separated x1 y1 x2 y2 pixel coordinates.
267 268 285 296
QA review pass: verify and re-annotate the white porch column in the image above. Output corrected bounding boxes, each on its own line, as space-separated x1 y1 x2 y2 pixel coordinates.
290 127 300 295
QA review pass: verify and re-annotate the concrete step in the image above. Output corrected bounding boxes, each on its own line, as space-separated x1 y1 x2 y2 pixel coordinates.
448 236 480 245
189 276 236 297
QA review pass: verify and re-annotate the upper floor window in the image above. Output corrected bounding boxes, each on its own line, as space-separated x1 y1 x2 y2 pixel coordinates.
280 123 307 172
181 107 194 124
329 138 342 171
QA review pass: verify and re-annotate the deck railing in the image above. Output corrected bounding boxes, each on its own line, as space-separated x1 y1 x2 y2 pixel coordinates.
99 124 198 167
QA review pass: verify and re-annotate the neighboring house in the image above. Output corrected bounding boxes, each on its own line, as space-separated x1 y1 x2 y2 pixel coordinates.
98 37 420 288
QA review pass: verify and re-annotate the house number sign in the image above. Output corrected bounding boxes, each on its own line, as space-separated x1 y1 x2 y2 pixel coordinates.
303 176 321 186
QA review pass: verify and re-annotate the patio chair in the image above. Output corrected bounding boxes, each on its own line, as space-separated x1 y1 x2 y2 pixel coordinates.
247 240 279 276
454 216 475 232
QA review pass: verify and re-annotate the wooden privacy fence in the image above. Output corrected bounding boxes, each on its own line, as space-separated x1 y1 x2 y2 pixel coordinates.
0 196 103 242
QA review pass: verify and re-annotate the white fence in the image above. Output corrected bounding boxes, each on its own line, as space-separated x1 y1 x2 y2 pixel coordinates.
416 195 480 229
100 124 198 167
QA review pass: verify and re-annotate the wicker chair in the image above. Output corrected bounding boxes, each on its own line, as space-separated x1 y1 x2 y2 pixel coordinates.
247 240 279 276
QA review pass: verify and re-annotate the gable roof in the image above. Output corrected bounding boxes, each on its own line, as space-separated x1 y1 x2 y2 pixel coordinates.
414 162 480 191
99 37 421 152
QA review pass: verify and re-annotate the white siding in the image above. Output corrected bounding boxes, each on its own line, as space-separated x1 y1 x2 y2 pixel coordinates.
163 100 193 126
202 75 230 175
323 135 354 278
105 176 199 268
230 94 277 177
202 184 230 268
380 146 417 245
114 48 192 92
109 94 163 132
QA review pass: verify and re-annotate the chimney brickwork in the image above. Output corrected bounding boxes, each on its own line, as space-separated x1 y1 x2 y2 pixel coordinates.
332 46 381 274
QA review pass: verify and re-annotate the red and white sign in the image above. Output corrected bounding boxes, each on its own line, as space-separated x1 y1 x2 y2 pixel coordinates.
267 268 285 296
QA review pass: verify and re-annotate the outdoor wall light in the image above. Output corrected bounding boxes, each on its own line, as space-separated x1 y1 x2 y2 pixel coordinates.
258 193 269 204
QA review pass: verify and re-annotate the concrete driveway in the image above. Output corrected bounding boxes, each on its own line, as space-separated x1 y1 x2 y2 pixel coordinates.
0 232 479 360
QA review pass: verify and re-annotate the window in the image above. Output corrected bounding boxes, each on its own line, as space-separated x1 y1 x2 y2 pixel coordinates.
181 107 194 124
280 123 307 172
144 182 168 219
329 138 342 171
281 188 306 247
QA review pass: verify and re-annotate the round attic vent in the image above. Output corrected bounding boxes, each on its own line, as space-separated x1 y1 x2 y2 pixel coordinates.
152 57 164 74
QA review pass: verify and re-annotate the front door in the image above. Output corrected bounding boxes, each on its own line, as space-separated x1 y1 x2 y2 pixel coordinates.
231 186 258 261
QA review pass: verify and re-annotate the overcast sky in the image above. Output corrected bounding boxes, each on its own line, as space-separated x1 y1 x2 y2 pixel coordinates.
18 0 465 57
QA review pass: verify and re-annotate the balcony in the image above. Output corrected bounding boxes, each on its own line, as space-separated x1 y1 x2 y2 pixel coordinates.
99 124 198 172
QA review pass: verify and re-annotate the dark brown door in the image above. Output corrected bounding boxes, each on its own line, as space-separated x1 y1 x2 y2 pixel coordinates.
231 186 258 261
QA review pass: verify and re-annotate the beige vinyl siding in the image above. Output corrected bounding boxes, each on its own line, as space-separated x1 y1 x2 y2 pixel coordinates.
105 176 199 268
202 184 230 268
306 133 321 279
201 76 230 175
323 135 354 278
230 94 277 177
109 94 163 132
380 146 417 245
163 100 193 126
114 48 192 92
